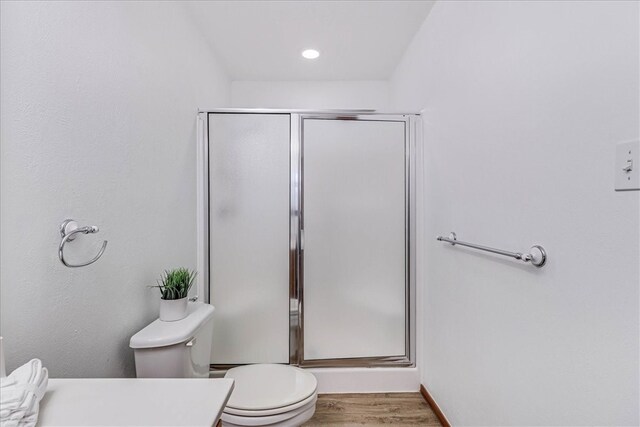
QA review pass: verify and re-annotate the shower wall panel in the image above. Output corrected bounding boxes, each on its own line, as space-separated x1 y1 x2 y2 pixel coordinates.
208 113 290 364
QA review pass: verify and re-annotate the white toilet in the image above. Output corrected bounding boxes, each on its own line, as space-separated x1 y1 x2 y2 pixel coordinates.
130 302 318 427
220 364 317 427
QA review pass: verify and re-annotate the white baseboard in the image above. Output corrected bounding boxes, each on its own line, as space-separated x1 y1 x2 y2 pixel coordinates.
306 367 420 394
210 366 420 394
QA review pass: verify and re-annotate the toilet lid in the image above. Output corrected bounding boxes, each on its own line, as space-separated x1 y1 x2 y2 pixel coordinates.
224 364 317 411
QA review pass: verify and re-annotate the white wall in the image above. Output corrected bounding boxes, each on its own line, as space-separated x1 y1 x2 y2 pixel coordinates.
0 1 229 377
231 80 390 110
391 1 639 426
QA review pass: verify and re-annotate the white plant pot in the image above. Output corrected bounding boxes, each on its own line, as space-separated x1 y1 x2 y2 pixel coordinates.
159 297 188 322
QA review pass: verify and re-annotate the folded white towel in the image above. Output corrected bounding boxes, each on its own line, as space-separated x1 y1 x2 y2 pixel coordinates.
0 359 48 427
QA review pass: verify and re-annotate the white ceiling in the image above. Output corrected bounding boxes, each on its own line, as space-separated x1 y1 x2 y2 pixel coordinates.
185 1 435 81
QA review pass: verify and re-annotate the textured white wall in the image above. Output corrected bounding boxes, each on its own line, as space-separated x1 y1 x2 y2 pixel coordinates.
391 1 639 425
231 80 390 110
0 1 229 377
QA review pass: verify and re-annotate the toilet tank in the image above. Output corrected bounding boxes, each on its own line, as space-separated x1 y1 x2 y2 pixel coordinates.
130 302 215 378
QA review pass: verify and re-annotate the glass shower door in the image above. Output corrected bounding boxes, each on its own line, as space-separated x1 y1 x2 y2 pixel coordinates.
301 117 408 363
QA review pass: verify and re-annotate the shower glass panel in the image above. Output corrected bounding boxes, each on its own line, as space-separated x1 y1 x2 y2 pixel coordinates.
301 118 407 361
208 113 290 365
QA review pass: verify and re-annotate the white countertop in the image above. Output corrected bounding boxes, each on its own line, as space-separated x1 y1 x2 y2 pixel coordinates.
37 378 234 426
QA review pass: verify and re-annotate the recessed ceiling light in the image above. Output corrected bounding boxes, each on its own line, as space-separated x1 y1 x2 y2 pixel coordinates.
301 49 320 59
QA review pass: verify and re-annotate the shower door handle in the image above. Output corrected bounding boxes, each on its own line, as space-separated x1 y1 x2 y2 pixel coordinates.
300 229 305 251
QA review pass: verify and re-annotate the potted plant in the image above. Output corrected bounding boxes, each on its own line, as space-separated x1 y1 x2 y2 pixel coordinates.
152 268 196 321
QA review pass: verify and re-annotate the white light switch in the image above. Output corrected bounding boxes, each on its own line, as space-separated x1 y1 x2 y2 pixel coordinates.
615 140 639 191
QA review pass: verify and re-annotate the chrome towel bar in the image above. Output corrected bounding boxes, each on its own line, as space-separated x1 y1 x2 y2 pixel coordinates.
59 219 108 268
437 232 546 267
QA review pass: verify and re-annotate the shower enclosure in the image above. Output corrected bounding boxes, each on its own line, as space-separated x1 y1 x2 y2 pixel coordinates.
197 109 419 369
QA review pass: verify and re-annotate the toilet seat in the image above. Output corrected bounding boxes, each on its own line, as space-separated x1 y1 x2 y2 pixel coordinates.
224 391 317 417
221 395 317 426
221 364 318 427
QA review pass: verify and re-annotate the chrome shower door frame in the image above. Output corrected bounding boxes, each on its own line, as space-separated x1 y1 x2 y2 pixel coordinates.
290 112 418 368
198 109 418 369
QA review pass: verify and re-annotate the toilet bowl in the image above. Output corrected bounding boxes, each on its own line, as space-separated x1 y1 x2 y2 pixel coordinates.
221 400 316 427
130 303 318 426
221 364 317 427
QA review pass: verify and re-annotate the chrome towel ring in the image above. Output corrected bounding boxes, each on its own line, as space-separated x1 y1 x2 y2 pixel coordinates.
58 219 108 268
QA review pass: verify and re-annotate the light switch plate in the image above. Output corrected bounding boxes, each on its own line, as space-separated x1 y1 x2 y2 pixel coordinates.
615 140 639 191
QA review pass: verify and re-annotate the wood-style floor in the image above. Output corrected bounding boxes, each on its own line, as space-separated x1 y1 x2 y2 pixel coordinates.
303 393 443 426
